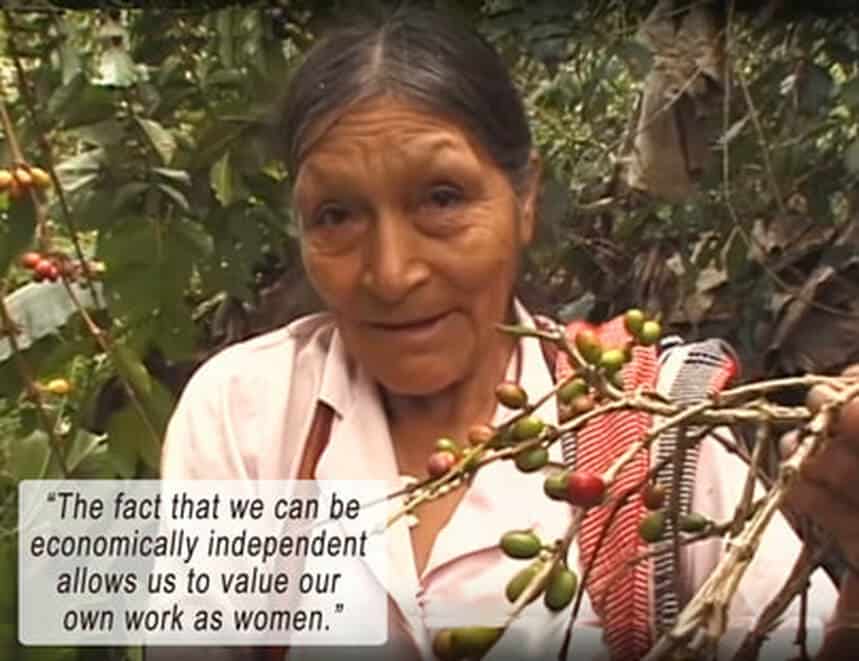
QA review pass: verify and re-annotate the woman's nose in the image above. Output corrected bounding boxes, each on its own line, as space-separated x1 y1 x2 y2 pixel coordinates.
361 212 429 304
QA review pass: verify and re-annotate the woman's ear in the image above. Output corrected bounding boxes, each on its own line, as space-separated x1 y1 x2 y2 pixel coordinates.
518 149 543 246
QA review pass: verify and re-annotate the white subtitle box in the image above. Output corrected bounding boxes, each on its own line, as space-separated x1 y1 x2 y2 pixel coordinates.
18 480 390 646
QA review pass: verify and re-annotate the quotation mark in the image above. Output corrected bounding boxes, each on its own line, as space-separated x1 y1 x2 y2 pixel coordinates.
335 604 344 613
47 492 56 503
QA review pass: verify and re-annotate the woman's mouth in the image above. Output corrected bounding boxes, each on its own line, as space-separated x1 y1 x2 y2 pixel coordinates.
368 312 451 341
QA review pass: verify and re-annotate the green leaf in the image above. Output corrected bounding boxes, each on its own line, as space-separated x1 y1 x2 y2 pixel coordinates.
112 182 151 213
205 68 244 87
151 167 191 186
105 410 140 479
64 429 106 475
0 195 37 277
107 267 165 323
59 34 82 85
840 78 859 109
46 72 84 119
98 217 158 268
32 336 96 383
724 228 748 281
8 430 51 481
71 446 117 479
136 118 177 165
156 183 190 212
153 308 199 363
107 343 175 467
0 624 16 661
190 121 249 169
172 218 214 261
0 541 17 624
20 645 80 661
210 149 248 206
104 388 171 473
72 119 126 148
55 83 117 131
217 9 235 68
94 45 138 88
798 64 833 115
844 138 859 174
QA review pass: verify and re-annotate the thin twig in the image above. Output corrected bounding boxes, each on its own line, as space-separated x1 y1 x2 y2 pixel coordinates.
731 541 827 661
3 10 104 309
643 382 859 661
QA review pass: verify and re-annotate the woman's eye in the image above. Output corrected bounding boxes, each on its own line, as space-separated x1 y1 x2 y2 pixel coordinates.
312 205 350 228
427 185 464 209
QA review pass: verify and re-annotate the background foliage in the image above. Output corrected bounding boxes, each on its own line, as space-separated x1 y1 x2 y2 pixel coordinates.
0 1 857 659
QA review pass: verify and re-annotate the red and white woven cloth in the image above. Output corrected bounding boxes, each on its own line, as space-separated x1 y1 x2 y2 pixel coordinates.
554 316 659 661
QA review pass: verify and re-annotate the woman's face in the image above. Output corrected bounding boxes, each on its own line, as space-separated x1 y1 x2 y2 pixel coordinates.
292 96 538 396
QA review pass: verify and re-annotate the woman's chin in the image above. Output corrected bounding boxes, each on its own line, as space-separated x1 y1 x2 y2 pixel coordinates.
376 364 461 398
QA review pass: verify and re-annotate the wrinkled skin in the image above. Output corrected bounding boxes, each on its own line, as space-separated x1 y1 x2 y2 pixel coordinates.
782 364 859 650
782 365 859 572
293 96 539 400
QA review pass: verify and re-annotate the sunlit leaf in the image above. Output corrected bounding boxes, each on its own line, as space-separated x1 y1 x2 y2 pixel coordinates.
94 45 138 88
136 118 177 165
844 138 859 174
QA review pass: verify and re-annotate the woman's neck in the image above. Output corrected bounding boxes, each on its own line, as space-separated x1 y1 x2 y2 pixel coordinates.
382 331 517 434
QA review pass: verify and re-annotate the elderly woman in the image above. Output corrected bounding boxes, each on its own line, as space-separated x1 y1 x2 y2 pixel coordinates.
156 6 859 661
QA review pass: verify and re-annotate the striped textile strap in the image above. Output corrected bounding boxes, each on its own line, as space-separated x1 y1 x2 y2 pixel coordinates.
651 339 739 637
553 315 659 661
542 311 741 661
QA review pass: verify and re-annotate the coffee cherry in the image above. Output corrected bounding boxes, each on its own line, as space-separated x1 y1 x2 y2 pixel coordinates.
20 251 41 269
641 483 667 510
558 404 574 423
8 177 22 199
427 450 457 478
29 167 51 189
544 565 578 611
513 415 544 440
13 167 32 188
678 512 710 533
638 510 666 543
0 169 12 190
599 349 627 374
558 378 588 405
566 471 606 508
639 320 662 346
543 470 569 501
46 378 71 396
514 446 549 473
448 627 503 658
467 423 495 446
499 530 541 559
431 629 458 661
575 328 603 365
624 309 646 336
571 394 595 414
495 381 528 409
505 561 544 603
34 259 59 282
434 438 461 456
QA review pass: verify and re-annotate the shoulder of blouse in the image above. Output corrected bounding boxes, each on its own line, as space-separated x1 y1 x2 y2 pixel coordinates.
160 313 339 479
182 311 337 393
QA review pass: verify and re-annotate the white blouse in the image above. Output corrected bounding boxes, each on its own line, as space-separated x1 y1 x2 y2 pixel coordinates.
161 301 838 660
